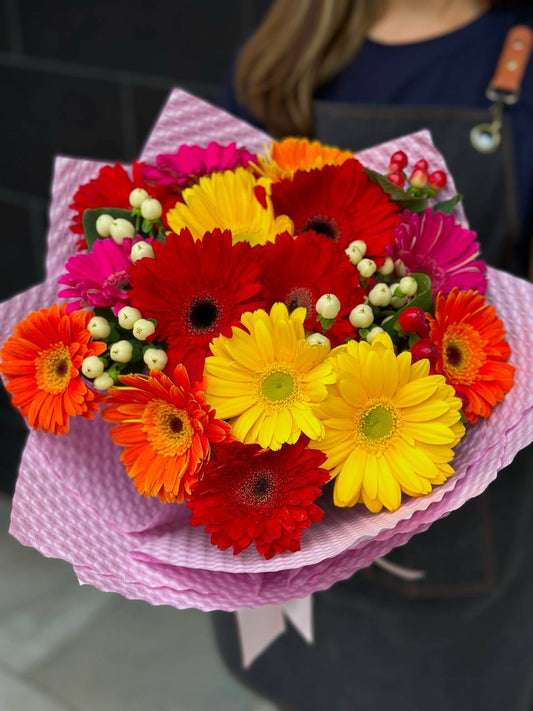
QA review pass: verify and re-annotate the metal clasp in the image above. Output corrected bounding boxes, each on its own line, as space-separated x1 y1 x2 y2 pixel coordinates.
470 85 518 154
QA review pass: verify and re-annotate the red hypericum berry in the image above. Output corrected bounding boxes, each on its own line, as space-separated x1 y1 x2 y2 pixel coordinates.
390 150 408 170
428 170 447 190
409 168 428 189
387 172 405 188
398 306 426 334
410 338 439 365
454 389 469 411
388 160 405 174
413 159 429 171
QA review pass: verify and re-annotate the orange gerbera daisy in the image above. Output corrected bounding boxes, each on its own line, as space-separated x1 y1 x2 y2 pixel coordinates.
102 365 231 503
428 289 514 423
256 137 354 181
0 304 106 434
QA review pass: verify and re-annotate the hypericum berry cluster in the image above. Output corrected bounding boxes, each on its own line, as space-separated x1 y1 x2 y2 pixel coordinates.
387 151 447 198
95 189 164 246
82 308 167 391
397 306 438 366
313 236 428 346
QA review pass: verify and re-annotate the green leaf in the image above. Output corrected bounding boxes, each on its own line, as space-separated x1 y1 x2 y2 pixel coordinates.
82 208 134 251
141 219 153 234
364 168 429 213
432 194 462 215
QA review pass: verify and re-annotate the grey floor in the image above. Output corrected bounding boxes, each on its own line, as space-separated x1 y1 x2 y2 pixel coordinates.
0 495 275 711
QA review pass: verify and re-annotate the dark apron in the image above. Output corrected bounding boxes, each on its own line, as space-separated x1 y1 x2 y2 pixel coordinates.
212 102 533 711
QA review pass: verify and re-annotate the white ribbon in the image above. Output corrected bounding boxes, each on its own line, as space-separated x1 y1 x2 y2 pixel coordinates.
235 595 314 668
234 558 424 667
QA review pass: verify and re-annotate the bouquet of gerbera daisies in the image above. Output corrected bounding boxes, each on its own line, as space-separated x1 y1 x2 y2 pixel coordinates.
1 90 531 616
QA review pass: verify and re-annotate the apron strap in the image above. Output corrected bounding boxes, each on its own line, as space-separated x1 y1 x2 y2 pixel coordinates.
471 24 533 154
488 24 533 101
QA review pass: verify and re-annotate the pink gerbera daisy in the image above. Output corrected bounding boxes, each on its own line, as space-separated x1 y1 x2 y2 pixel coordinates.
58 238 133 312
392 208 487 296
141 142 257 191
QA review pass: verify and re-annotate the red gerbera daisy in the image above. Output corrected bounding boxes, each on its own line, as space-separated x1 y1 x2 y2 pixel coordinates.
128 228 265 381
0 304 106 434
270 159 400 265
188 439 330 558
261 231 366 345
428 289 514 423
102 365 231 503
69 161 149 248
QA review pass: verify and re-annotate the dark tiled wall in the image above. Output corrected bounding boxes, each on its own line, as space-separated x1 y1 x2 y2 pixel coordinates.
0 0 270 492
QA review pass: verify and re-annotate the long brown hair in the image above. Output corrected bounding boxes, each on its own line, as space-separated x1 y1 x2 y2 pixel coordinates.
234 0 383 137
234 0 515 137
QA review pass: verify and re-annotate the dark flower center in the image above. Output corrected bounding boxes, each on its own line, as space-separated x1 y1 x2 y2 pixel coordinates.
446 344 463 367
238 467 278 507
168 415 183 434
55 359 69 377
285 286 314 317
251 475 271 499
188 298 219 332
302 216 338 241
103 270 130 292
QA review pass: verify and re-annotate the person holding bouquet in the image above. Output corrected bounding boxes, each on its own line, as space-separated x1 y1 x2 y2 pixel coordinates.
215 1 533 709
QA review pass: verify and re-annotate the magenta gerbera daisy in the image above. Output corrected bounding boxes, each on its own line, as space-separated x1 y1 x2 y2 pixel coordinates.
128 228 265 380
261 231 366 345
141 142 257 192
270 159 400 265
188 439 330 558
392 208 487 296
58 238 133 313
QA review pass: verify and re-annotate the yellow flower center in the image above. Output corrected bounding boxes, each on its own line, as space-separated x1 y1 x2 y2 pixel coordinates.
35 343 73 394
256 363 302 411
144 401 193 457
354 399 401 452
442 323 486 385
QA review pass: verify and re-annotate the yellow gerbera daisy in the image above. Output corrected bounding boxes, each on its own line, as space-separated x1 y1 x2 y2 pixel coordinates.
255 137 354 182
204 303 336 450
310 334 465 513
166 167 293 246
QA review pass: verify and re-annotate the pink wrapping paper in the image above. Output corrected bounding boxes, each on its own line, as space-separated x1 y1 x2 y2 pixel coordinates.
3 88 532 611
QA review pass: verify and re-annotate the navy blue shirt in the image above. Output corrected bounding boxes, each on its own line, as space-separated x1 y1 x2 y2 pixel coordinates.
221 6 533 248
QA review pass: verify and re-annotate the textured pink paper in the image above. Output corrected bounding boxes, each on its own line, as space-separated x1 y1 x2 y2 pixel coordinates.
4 88 533 611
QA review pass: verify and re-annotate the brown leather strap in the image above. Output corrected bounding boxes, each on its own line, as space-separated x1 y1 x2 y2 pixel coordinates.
491 25 533 94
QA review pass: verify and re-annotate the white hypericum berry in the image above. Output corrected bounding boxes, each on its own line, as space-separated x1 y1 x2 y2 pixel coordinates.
96 213 115 237
109 340 133 363
391 294 409 309
315 293 341 319
368 283 392 307
399 275 418 296
87 316 111 339
143 348 168 371
378 256 394 275
357 258 377 279
366 326 384 343
306 332 331 349
109 218 135 244
140 198 163 221
133 319 156 341
117 306 142 329
129 188 150 208
92 372 115 391
349 240 367 258
81 355 105 379
394 259 407 277
345 244 364 266
130 240 155 262
349 304 374 329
